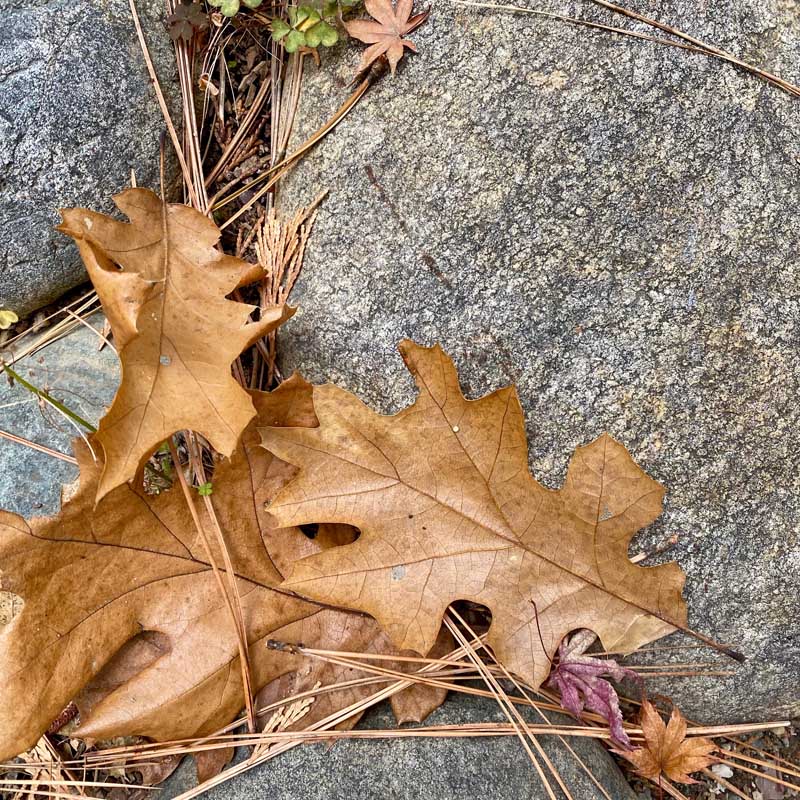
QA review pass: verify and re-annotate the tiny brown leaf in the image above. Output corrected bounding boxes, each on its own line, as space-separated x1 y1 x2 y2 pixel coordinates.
622 700 717 784
344 0 429 75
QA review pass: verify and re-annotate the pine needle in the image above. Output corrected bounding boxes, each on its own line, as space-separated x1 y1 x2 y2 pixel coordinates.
0 429 77 464
450 0 800 98
167 438 257 733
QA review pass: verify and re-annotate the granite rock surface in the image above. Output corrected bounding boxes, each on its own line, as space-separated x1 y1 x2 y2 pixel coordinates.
276 0 800 723
0 315 118 517
0 0 176 317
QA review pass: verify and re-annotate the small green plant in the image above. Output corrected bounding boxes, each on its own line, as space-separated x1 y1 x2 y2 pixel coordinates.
207 0 263 18
271 2 360 53
197 482 214 497
271 5 336 52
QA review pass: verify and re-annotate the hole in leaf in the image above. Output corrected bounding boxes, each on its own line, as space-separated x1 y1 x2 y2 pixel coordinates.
299 523 319 539
299 523 360 547
317 524 360 548
449 599 493 636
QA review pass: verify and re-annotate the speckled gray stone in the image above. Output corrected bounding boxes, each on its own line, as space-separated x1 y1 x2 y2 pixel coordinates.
0 315 118 517
161 693 638 800
0 0 176 317
276 2 800 723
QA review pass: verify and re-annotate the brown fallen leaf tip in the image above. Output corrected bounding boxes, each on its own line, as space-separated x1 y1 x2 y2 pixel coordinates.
261 340 689 694
57 187 293 502
344 0 430 75
621 700 717 784
0 375 444 760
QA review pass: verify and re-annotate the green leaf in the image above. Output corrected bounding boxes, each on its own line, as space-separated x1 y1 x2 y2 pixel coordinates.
284 28 306 52
271 18 291 40
305 20 338 47
242 0 264 7
294 5 311 24
197 482 214 497
322 0 338 16
219 0 240 16
318 20 338 45
297 5 321 29
304 22 323 47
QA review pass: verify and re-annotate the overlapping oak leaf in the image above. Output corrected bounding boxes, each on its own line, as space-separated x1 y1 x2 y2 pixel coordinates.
344 0 429 75
261 341 688 693
0 375 443 761
57 187 293 501
621 700 716 784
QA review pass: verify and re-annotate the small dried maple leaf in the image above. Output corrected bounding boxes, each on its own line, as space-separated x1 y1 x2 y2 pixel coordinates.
166 0 209 42
344 0 429 75
621 700 716 784
261 341 689 693
547 629 638 748
58 188 293 501
0 375 443 760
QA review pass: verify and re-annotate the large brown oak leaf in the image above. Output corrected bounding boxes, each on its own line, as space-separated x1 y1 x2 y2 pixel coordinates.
58 188 293 501
261 341 688 691
0 376 442 760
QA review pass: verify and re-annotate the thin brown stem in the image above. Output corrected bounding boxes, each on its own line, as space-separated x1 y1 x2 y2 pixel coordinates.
443 612 562 800
214 65 382 226
587 0 800 96
185 432 257 733
714 757 800 793
450 0 800 99
699 768 752 800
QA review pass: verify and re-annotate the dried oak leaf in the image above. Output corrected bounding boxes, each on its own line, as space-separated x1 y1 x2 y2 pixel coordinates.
57 187 293 502
261 341 689 693
344 0 429 75
547 629 637 748
0 375 443 760
621 700 716 784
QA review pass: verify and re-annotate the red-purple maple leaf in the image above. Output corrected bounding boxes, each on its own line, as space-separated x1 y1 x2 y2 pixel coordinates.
547 630 639 748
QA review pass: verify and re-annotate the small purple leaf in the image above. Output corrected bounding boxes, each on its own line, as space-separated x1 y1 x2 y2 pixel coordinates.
547 630 638 749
